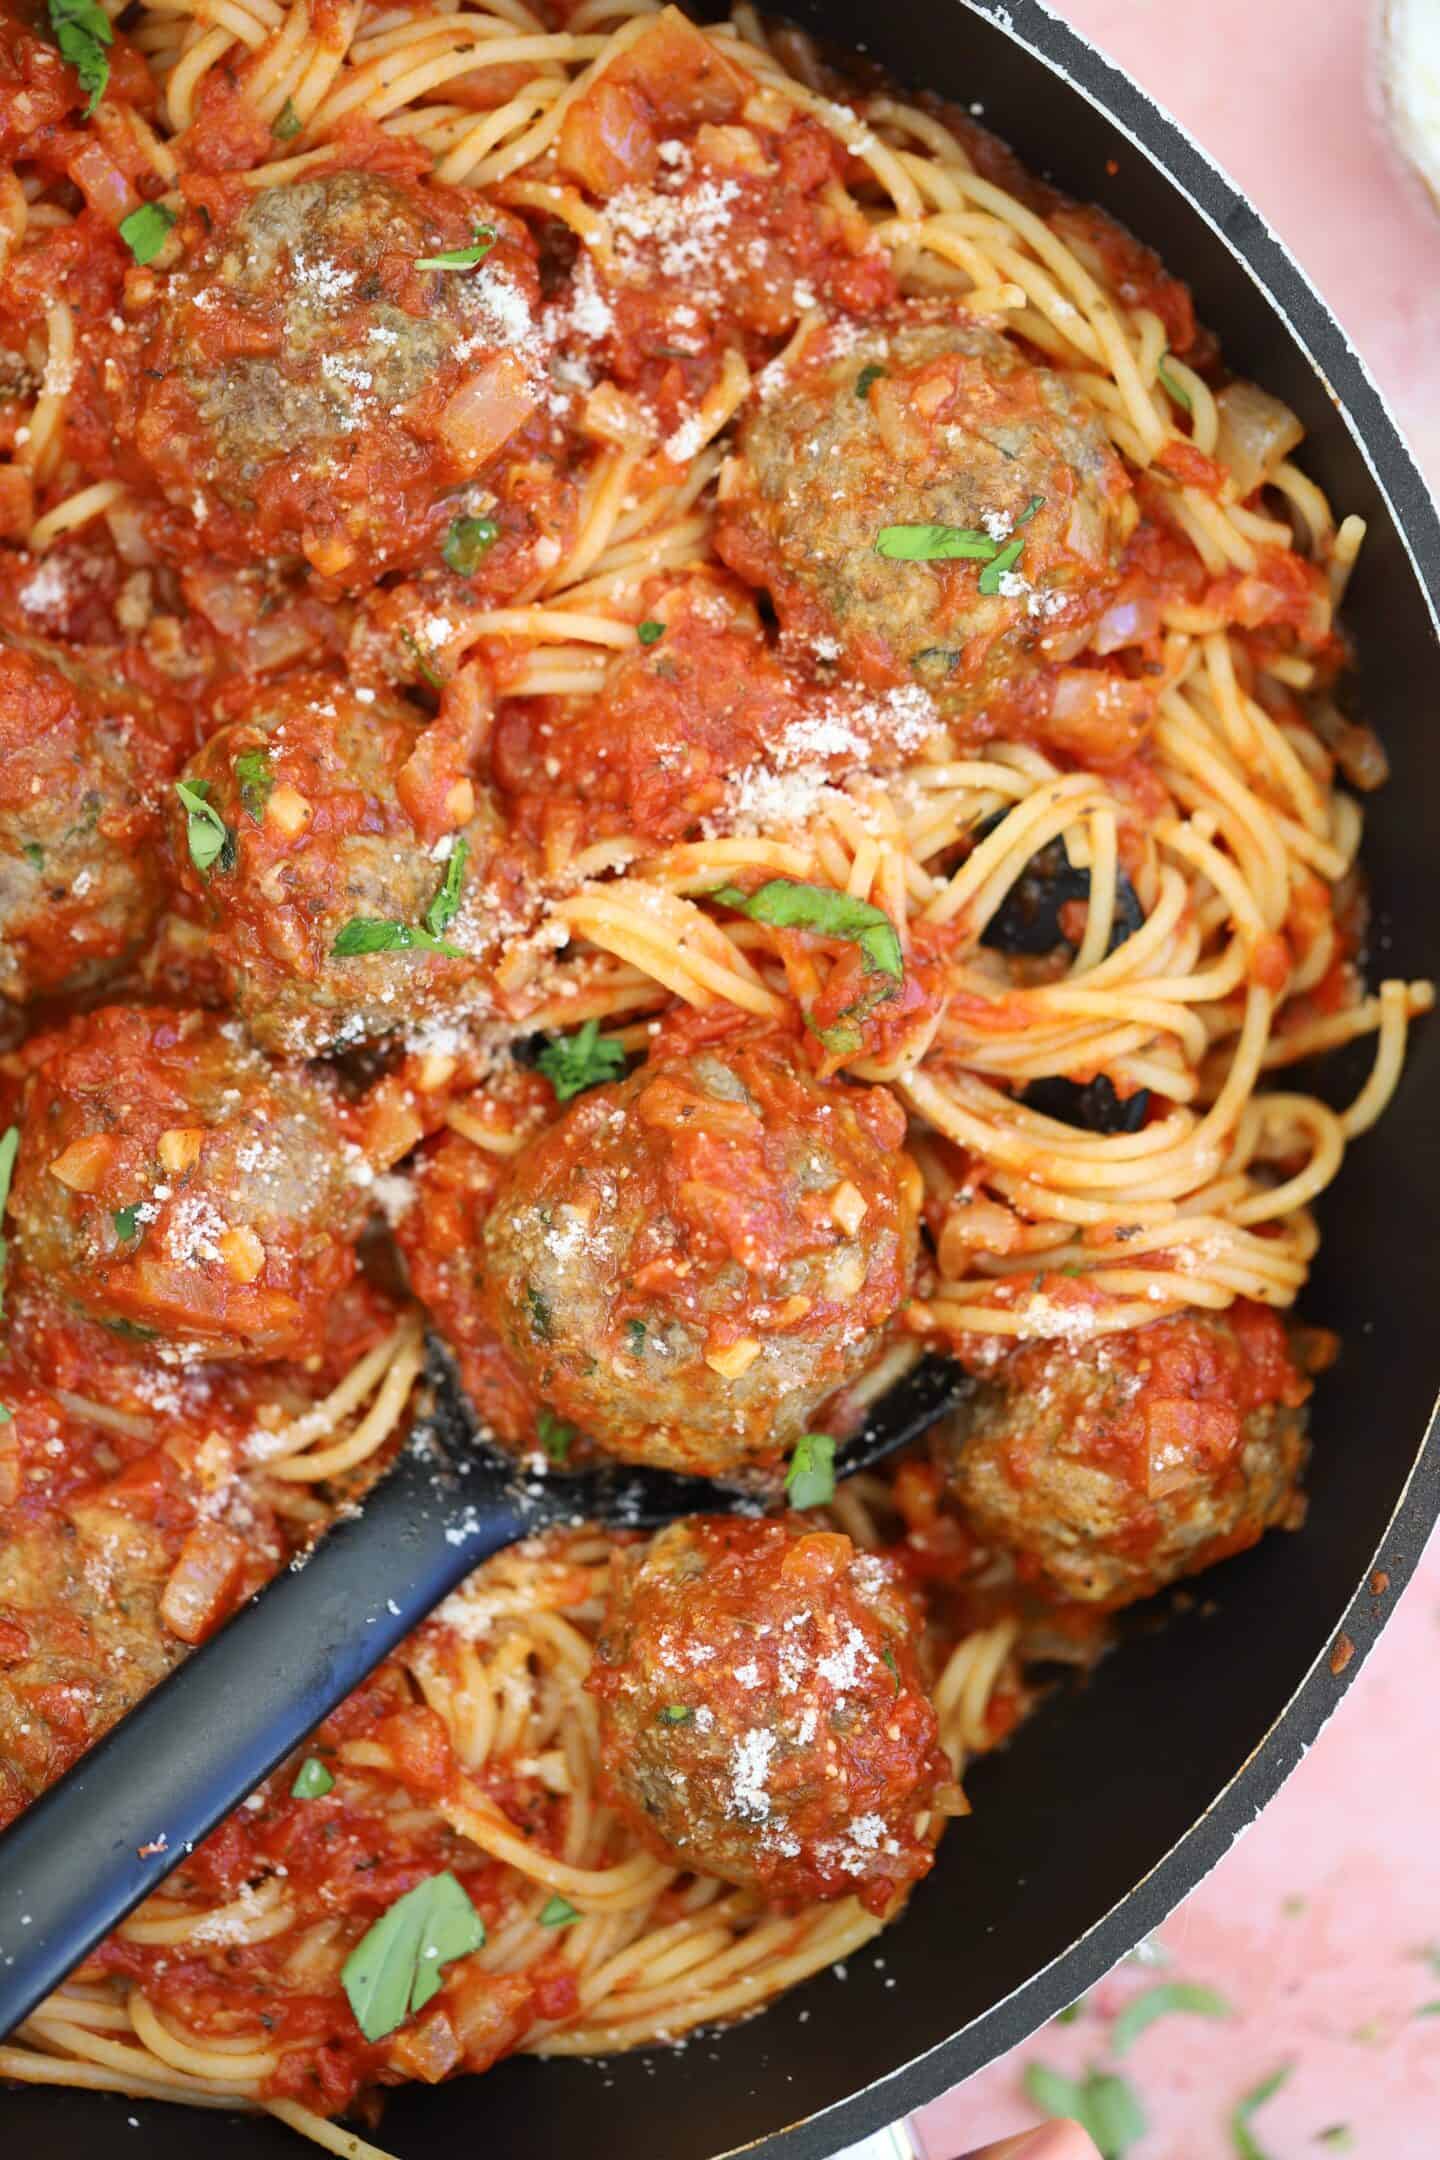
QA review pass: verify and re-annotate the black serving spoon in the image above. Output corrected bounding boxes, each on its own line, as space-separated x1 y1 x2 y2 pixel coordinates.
0 1346 967 2035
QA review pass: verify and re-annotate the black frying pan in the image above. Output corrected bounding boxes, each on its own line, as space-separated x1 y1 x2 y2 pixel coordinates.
9 1 1440 2153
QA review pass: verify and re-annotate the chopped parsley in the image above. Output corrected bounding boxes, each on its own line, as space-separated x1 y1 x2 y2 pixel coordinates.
291 1756 334 1799
0 1405 10 1425
1022 2064 1146 2158
626 1319 647 1356
47 0 112 116
710 879 902 985
416 226 496 272
119 202 176 266
539 1895 580 1928
658 1705 693 1726
1315 2130 1353 2151
273 98 302 141
443 515 499 575
112 1205 139 1242
536 1410 577 1464
234 748 275 823
332 844 469 961
881 1644 900 1697
785 1432 836 1511
1111 1981 1231 2054
340 1872 485 2042
174 779 234 876
1230 2065 1291 2160
536 1018 626 1103
1056 1997 1087 2025
0 1124 17 1317
21 841 44 871
854 362 887 400
1157 353 1193 413
636 619 665 645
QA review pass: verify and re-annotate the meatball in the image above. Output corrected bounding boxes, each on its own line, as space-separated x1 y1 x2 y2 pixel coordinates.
716 312 1139 753
8 1005 368 1362
125 169 546 584
587 1516 948 1911
0 640 190 1002
170 670 502 1055
939 1303 1311 1606
465 1031 921 1474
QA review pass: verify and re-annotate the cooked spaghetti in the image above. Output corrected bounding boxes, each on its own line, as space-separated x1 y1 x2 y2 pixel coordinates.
0 0 1430 2148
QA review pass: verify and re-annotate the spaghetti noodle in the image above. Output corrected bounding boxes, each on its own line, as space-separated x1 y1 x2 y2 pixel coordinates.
0 0 1430 2146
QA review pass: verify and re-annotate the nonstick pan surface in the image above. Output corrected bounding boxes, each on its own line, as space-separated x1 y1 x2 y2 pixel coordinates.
10 3 1439 2153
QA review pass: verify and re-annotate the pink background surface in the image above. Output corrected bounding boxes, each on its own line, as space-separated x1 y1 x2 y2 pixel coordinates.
910 1 1440 2153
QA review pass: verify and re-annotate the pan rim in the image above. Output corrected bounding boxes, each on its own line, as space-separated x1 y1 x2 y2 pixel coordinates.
718 0 1440 2150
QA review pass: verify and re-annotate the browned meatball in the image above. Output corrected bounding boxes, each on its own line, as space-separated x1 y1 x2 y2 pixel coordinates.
939 1303 1311 1606
458 1029 921 1474
124 170 547 584
716 312 1142 756
587 1516 949 1912
171 670 502 1055
8 1005 367 1363
0 641 190 1003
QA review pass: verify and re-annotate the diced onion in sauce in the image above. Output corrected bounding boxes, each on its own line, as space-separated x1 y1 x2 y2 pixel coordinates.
1214 381 1305 500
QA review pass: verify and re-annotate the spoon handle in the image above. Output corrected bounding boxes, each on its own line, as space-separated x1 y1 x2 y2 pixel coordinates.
0 1436 529 2037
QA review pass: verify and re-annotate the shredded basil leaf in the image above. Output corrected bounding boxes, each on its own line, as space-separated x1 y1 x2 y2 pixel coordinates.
536 1018 627 1103
0 1405 11 1425
234 748 275 823
120 202 176 266
854 362 887 400
112 1205 139 1242
1230 2065 1291 2160
712 877 902 985
636 619 665 646
330 918 461 959
875 523 999 562
658 1705 693 1726
416 226 496 272
175 779 234 876
48 0 112 116
1112 1981 1231 2054
273 98 302 141
539 1895 580 1927
1022 2064 1146 2158
291 1756 334 1799
536 1410 577 1464
1055 1997 1087 2025
423 836 470 941
443 515 499 575
341 1871 485 2041
1157 354 1194 413
333 843 470 959
785 1432 836 1510
977 535 1026 596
